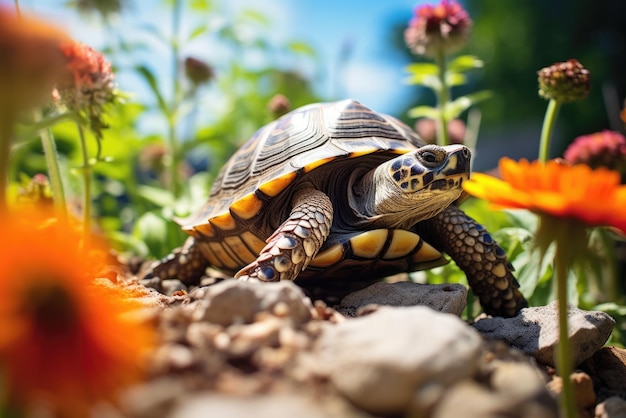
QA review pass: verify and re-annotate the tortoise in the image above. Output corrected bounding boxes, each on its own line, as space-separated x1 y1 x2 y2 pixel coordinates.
147 99 527 317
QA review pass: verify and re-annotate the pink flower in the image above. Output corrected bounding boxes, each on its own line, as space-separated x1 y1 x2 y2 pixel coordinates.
404 1 472 57
563 131 626 176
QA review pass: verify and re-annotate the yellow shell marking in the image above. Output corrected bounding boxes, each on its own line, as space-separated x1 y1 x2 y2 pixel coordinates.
350 229 388 258
348 147 380 158
197 241 223 268
193 222 215 238
303 157 335 173
241 231 267 255
230 192 264 220
208 241 239 270
258 171 298 197
309 245 344 267
383 230 421 260
412 240 443 263
224 235 257 264
390 147 413 154
210 212 237 231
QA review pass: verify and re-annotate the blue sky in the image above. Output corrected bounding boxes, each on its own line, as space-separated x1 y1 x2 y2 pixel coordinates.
7 0 424 118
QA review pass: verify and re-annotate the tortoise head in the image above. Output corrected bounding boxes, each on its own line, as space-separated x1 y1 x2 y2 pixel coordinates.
366 144 471 228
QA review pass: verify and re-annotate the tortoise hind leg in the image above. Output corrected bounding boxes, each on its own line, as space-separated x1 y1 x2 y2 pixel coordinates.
236 187 333 282
144 236 210 286
420 205 527 317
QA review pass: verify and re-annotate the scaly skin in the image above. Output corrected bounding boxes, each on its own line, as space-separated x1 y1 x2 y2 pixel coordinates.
237 188 333 282
421 205 527 317
146 236 209 286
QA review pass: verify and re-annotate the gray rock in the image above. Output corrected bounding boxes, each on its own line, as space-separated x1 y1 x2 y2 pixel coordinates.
595 397 626 418
472 301 615 367
161 279 187 296
580 346 626 400
170 393 365 418
308 306 483 415
192 280 313 326
432 378 557 418
336 281 468 317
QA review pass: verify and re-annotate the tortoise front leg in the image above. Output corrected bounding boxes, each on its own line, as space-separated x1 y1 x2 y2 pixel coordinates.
145 236 210 285
421 205 527 317
236 187 333 282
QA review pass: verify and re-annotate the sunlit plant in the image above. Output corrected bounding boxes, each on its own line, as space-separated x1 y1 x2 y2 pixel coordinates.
404 0 490 148
462 59 626 418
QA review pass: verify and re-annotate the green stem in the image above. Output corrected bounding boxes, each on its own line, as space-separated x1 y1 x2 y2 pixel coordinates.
434 49 450 147
554 241 578 418
539 99 561 162
34 110 67 221
76 123 92 246
0 120 11 214
167 0 183 198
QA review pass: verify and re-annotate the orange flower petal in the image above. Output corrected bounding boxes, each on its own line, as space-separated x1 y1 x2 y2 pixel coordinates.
464 158 626 233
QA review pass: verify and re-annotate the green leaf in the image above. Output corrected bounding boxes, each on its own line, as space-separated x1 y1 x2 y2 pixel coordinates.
594 302 626 316
503 209 539 231
287 41 316 57
405 62 439 75
446 73 466 87
443 90 492 120
404 73 441 90
137 185 177 208
133 211 170 258
404 63 441 89
408 106 440 119
447 55 484 73
188 24 208 41
135 65 169 116
240 9 270 26
190 0 211 11
106 230 150 256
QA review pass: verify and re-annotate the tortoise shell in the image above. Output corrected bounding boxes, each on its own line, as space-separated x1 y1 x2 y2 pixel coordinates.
178 99 447 278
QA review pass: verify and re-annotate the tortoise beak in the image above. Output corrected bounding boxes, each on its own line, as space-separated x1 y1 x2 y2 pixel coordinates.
439 144 471 177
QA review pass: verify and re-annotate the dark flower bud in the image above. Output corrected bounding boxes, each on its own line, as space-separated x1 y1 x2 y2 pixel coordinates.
537 59 590 103
184 57 214 87
404 1 472 57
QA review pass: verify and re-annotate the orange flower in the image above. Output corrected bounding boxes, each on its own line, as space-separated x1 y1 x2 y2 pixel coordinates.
0 212 153 416
463 158 626 234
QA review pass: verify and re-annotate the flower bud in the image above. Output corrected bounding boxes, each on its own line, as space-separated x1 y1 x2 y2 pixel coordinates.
184 57 214 87
268 94 291 117
537 59 590 103
404 1 472 57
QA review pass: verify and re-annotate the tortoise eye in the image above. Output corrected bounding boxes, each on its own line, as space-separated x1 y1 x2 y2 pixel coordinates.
418 148 444 167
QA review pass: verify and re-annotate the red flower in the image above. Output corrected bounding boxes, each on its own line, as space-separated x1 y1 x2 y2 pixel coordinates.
404 1 472 57
54 40 116 138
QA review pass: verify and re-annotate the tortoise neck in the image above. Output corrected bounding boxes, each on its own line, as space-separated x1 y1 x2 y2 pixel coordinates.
351 160 455 229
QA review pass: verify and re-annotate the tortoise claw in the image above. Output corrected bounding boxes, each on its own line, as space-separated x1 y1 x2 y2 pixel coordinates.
236 261 279 282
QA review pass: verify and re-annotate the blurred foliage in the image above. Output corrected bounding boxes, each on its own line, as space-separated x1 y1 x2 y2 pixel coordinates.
11 0 322 257
422 198 626 346
395 0 626 155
